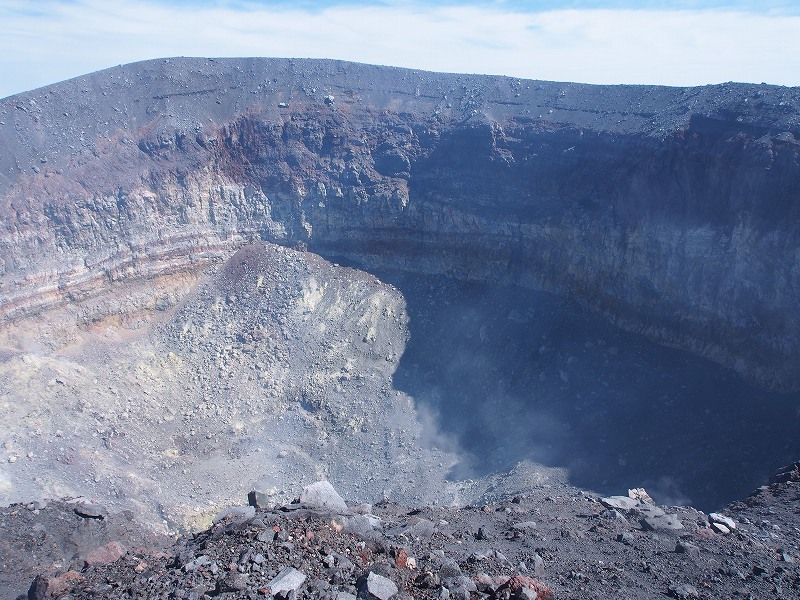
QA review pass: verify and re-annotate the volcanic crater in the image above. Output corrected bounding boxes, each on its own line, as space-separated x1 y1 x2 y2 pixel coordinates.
0 58 799 599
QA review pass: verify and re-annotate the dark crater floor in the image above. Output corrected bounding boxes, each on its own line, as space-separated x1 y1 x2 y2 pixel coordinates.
372 271 800 512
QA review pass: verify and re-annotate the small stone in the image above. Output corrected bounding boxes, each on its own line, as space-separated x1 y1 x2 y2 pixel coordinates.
409 517 435 538
394 548 409 569
256 529 274 542
601 509 627 521
628 487 655 504
73 502 107 520
518 588 538 600
269 567 307 596
640 506 683 532
300 481 347 512
217 573 248 593
532 553 544 576
709 512 736 531
470 549 493 562
213 505 255 525
495 576 554 600
616 532 633 545
27 571 84 598
439 559 462 578
85 541 127 567
415 571 441 589
351 503 373 515
511 521 537 531
675 541 701 559
474 573 496 593
711 522 730 535
669 583 699 599
248 490 273 510
183 555 211 572
362 571 398 600
444 575 477 598
343 514 381 536
600 496 639 511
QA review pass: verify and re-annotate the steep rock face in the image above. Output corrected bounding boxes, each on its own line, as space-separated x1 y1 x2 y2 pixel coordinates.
0 58 799 390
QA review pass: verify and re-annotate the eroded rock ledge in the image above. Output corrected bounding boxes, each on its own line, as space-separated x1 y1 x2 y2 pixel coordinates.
1 58 798 390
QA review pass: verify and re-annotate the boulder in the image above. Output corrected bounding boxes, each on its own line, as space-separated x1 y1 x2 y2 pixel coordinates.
300 481 348 512
359 571 398 600
600 496 640 511
269 567 307 596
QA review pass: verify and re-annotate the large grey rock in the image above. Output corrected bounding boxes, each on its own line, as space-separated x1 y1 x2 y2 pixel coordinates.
300 481 348 512
360 572 398 600
600 496 641 511
269 567 307 596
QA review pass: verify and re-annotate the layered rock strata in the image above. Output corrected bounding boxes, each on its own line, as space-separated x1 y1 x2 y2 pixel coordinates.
1 58 799 390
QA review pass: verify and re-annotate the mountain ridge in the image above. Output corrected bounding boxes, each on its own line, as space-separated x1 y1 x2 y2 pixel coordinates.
2 57 799 390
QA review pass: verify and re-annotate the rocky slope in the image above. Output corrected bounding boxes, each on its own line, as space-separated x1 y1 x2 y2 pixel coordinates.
3 475 799 600
0 242 479 529
1 58 799 391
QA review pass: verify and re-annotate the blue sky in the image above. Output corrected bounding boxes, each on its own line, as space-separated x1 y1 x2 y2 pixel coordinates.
1 0 798 99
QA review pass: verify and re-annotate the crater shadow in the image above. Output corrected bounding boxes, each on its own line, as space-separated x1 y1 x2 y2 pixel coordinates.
378 271 800 511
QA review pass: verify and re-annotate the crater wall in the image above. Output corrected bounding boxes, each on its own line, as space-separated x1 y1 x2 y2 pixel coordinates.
1 57 799 390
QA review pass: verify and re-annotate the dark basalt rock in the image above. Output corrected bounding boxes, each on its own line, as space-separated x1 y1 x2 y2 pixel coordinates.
0 57 798 391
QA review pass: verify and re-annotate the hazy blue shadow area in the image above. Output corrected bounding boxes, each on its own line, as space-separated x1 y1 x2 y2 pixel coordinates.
377 272 800 511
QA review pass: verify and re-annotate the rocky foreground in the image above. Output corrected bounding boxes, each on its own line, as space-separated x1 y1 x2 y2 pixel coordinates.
3 471 798 600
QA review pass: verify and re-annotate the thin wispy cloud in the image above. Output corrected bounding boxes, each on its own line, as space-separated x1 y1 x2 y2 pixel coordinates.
1 0 798 99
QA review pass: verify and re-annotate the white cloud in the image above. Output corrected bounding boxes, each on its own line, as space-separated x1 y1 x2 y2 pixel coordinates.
1 0 798 98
